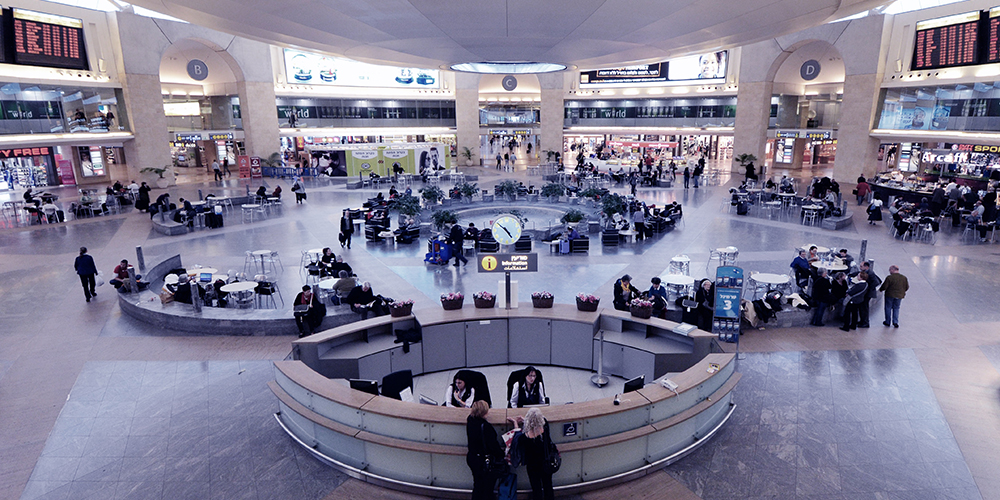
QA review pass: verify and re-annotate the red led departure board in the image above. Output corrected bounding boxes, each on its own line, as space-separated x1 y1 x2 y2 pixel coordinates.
11 9 88 70
912 18 979 70
988 8 1000 63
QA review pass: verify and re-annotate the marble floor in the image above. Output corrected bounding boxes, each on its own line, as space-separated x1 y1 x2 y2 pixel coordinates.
2 162 1000 500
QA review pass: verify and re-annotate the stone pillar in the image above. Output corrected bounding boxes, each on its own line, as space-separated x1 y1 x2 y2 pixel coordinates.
120 73 171 181
733 81 773 172
237 81 280 159
835 73 882 182
538 73 566 163
454 73 481 166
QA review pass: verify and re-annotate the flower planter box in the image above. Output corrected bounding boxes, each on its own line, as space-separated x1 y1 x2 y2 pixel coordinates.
630 306 652 319
389 303 413 317
441 298 464 310
576 297 599 312
532 297 554 308
474 297 496 309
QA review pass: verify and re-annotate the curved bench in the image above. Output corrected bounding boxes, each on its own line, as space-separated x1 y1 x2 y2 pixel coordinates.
116 254 361 336
272 304 739 497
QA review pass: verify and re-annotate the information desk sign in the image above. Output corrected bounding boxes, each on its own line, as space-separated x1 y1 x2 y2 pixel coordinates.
476 253 537 273
713 266 742 343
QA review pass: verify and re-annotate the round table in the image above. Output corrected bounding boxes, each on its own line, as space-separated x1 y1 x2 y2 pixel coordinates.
662 274 696 297
242 204 262 223
811 261 848 272
668 255 691 275
251 250 272 274
798 244 830 255
751 273 789 287
715 247 739 266
305 248 324 265
220 281 259 309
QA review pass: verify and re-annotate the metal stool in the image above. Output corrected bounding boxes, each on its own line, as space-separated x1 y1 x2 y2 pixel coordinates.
668 255 690 275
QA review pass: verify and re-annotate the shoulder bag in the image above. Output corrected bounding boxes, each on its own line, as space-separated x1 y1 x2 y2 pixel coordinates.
478 422 507 475
543 430 561 474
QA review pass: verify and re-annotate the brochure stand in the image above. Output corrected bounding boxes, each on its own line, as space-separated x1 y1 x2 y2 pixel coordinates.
713 266 743 358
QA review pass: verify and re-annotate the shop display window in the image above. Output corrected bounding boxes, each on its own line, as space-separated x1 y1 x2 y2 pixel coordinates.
0 82 124 136
875 84 1000 132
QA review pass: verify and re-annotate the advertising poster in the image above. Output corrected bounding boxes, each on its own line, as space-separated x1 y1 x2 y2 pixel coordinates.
250 156 262 179
382 149 413 176
312 150 347 176
905 106 933 130
414 145 446 174
348 150 381 178
237 155 250 178
898 108 916 130
57 158 75 186
931 105 951 130
666 51 727 81
284 49 439 89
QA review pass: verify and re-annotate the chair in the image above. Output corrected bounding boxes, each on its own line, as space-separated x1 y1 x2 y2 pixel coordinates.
380 370 413 400
266 251 283 273
514 235 532 252
243 251 255 274
601 229 619 246
253 275 284 308
478 238 499 253
454 369 491 407
506 368 548 408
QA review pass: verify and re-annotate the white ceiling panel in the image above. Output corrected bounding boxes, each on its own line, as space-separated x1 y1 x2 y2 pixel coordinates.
127 0 894 72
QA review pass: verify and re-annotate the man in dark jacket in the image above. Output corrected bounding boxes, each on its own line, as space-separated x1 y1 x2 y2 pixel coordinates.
340 211 354 249
613 274 640 311
810 268 831 326
74 247 98 302
857 261 881 328
448 223 468 267
293 285 326 337
840 273 869 331
346 281 377 320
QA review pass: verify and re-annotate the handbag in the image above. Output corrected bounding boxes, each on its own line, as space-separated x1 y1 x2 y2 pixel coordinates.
543 431 561 474
477 423 507 475
96 270 105 287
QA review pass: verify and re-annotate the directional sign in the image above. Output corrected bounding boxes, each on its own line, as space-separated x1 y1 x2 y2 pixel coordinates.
477 253 537 273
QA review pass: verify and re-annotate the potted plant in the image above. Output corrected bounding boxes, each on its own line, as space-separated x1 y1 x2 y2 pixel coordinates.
578 187 604 201
473 291 496 308
457 182 479 203
141 166 173 189
440 292 464 310
390 194 422 223
735 153 757 170
389 299 414 317
494 180 519 201
540 182 565 202
531 291 554 308
629 297 653 319
560 209 585 225
430 209 458 231
576 293 600 311
420 185 445 206
460 147 476 167
601 193 627 227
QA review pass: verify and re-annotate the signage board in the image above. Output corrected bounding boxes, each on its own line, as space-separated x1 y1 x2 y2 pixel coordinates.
912 11 979 70
477 253 538 273
208 133 233 141
11 8 88 70
284 48 439 89
237 155 251 178
580 51 727 86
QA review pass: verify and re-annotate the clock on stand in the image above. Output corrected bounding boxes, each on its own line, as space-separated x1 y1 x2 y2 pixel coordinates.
491 215 522 309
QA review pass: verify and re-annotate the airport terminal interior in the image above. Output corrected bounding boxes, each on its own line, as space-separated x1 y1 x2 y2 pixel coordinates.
2 0 1000 499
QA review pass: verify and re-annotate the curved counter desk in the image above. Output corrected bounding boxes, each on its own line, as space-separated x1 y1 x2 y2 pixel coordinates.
270 304 740 497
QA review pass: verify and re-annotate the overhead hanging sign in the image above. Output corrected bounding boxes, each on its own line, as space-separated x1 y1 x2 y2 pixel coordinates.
283 48 440 89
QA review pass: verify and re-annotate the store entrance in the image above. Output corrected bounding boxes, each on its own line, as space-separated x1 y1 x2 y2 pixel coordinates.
1 153 56 190
480 130 537 167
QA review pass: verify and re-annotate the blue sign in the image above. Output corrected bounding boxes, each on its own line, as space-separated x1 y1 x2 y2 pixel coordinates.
187 59 209 81
800 60 821 81
714 288 741 319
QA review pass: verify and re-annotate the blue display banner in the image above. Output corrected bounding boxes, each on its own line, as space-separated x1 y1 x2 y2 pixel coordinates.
714 288 741 319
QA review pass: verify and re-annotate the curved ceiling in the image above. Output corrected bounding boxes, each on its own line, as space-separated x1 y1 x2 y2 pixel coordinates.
127 0 892 72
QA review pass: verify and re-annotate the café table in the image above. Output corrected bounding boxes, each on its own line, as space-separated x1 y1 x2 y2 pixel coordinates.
662 274 695 297
619 229 637 243
801 204 824 226
220 281 259 309
251 250 272 274
811 260 848 273
749 272 790 297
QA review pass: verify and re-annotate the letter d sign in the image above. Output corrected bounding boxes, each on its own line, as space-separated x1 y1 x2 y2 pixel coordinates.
800 60 821 81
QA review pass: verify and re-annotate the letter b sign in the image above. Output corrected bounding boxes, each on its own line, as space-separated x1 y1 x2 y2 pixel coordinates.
187 60 209 81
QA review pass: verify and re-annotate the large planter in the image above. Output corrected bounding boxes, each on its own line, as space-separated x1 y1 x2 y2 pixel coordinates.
532 297 554 308
630 306 653 319
155 178 170 189
474 296 496 309
389 303 413 317
441 297 464 310
576 297 599 312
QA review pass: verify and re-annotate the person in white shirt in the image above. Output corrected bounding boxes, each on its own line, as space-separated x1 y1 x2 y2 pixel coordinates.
509 366 546 408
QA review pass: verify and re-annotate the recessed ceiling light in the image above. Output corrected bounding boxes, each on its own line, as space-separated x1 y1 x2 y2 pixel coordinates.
450 62 566 74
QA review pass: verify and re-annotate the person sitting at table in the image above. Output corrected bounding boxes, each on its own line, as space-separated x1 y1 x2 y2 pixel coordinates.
444 372 475 408
151 193 170 218
836 249 854 269
319 247 336 276
293 285 325 337
764 177 776 191
613 274 640 311
22 188 39 207
779 175 794 193
255 185 267 200
328 256 353 277
211 279 228 308
346 281 376 320
464 223 480 244
647 277 668 318
807 246 820 263
791 250 812 289
332 271 356 302
388 185 399 199
171 274 194 304
510 366 546 408
270 185 282 199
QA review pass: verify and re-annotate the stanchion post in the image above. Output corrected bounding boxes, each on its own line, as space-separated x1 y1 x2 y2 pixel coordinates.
191 282 202 313
591 331 608 387
135 246 145 272
126 267 138 295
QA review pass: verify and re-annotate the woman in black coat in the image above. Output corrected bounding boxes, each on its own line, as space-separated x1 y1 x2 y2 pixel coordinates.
509 407 556 500
293 286 326 337
135 182 151 211
466 401 504 500
340 211 354 249
695 278 715 331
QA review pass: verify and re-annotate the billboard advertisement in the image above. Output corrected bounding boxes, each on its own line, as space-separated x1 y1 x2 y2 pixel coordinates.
580 51 727 86
283 49 439 89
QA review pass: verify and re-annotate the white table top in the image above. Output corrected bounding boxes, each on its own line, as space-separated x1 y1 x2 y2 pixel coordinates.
317 278 338 290
811 261 848 271
670 255 690 263
252 249 272 256
765 200 782 206
799 244 830 254
619 229 636 235
802 204 824 210
190 201 207 206
777 192 796 197
188 267 218 275
751 273 789 285
242 204 260 208
662 274 695 286
716 246 738 254
220 281 258 293
378 231 394 238
306 248 324 256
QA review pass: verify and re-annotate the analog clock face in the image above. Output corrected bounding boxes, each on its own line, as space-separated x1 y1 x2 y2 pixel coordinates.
491 215 522 245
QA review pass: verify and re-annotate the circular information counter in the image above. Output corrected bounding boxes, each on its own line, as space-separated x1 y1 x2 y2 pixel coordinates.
270 303 740 497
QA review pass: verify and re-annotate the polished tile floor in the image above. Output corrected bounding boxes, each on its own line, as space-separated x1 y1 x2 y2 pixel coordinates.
3 163 1000 500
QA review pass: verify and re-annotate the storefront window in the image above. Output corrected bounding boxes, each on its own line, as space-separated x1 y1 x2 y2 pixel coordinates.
875 84 1000 131
78 146 105 177
0 82 125 136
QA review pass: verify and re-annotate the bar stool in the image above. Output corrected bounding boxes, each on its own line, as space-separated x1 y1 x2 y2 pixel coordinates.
241 204 259 223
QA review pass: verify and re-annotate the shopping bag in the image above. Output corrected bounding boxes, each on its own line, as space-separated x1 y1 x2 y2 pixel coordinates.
96 271 105 287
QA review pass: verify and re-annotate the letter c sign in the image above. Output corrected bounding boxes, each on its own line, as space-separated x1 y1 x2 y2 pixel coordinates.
800 60 821 81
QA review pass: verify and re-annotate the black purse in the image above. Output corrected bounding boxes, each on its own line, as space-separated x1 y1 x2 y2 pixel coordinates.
478 422 507 475
543 432 561 474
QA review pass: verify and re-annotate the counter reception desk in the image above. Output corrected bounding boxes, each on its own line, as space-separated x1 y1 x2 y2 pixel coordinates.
270 303 740 497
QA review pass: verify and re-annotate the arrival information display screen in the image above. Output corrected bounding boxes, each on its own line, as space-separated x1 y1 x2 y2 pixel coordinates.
12 8 87 70
988 7 1000 63
912 11 979 70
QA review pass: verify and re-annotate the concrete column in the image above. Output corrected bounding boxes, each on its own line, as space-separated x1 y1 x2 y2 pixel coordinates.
835 73 882 182
538 73 566 162
733 81 773 172
120 73 171 181
237 81 280 159
454 73 481 166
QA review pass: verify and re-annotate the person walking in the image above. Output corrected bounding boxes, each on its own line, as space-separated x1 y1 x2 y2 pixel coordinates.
466 401 503 500
74 246 98 302
878 265 909 328
448 223 468 267
496 152 502 170
212 159 222 181
222 157 232 177
340 210 354 249
503 152 510 170
857 261 880 328
683 166 690 189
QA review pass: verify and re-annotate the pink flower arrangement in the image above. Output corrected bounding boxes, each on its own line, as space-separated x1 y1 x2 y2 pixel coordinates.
577 293 600 303
391 299 414 307
630 298 653 309
473 291 494 300
441 292 463 301
531 291 553 299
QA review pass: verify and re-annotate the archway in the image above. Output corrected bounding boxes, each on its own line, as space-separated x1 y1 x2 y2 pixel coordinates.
478 74 542 168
